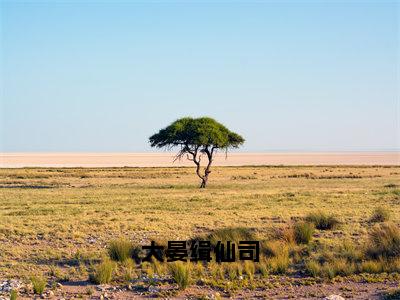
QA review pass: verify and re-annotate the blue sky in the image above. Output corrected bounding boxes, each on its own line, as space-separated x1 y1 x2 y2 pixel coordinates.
1 1 399 152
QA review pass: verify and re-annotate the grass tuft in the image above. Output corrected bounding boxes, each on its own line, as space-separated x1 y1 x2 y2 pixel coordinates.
9 289 18 300
31 276 46 294
306 211 340 230
244 261 255 280
305 260 321 277
369 207 390 223
108 239 134 262
169 261 190 290
294 222 314 244
359 260 383 274
89 259 115 284
366 223 400 259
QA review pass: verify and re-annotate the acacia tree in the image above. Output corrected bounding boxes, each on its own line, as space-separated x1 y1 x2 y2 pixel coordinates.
149 117 245 188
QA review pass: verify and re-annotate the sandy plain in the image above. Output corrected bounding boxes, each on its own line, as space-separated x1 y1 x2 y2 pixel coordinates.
1 152 399 168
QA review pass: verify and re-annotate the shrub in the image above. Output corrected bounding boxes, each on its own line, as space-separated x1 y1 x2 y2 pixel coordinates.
370 207 390 223
89 260 115 284
169 262 190 290
108 239 134 262
366 223 400 259
306 211 340 230
9 289 17 300
294 222 314 244
31 276 46 294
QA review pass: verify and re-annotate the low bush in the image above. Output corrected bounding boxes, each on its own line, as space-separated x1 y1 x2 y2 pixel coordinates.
366 223 400 259
31 276 46 294
306 211 340 230
169 261 190 290
294 222 314 244
369 207 390 223
89 260 115 284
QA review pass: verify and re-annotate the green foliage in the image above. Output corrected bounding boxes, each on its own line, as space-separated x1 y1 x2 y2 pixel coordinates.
169 262 190 290
31 276 46 294
306 211 340 230
366 223 400 259
108 238 134 262
370 206 391 223
89 260 115 284
149 117 244 150
294 222 315 244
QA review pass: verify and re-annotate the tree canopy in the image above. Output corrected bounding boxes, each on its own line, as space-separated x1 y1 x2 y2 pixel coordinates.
149 117 244 150
149 117 245 188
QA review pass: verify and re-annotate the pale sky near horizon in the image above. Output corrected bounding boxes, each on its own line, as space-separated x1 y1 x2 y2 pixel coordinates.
1 1 399 152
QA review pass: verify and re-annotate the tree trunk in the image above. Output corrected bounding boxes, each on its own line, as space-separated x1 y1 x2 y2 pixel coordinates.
188 146 214 189
200 175 208 188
